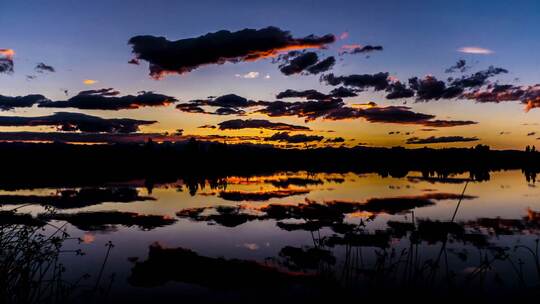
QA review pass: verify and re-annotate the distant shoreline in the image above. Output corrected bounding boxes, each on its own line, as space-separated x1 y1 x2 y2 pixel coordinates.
0 139 538 189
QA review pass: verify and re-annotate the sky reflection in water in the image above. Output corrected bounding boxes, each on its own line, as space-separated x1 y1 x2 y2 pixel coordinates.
3 170 540 302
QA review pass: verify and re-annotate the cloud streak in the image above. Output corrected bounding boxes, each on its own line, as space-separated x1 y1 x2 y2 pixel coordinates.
39 88 177 110
406 136 479 144
0 112 155 133
458 46 493 55
218 119 310 131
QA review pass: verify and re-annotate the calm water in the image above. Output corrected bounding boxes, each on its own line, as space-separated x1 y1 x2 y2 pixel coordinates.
3 170 540 302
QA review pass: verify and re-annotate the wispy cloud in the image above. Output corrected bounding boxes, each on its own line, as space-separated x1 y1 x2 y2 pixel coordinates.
235 71 259 79
457 46 493 55
83 79 97 85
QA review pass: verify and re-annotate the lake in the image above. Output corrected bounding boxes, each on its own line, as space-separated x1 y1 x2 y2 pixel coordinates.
3 169 540 303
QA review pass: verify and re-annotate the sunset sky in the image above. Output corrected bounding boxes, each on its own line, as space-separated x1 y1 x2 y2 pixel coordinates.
1 0 539 149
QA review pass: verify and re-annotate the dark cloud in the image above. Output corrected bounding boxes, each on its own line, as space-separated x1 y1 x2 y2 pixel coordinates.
279 52 318 75
176 94 264 115
449 66 508 88
266 131 324 143
321 72 390 90
258 98 477 127
329 86 358 98
276 86 356 100
0 112 155 133
421 120 477 127
0 49 14 74
463 84 540 111
0 94 49 111
445 59 468 73
405 66 508 101
385 81 415 99
35 62 55 73
278 52 335 75
319 66 507 103
408 76 463 100
339 45 383 55
258 99 346 121
198 124 216 129
218 119 310 131
276 89 329 100
406 136 479 144
306 56 335 74
325 137 345 143
39 88 177 110
128 26 335 78
0 132 186 144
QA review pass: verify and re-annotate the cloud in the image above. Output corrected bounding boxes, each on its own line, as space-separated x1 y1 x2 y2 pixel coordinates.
339 44 383 55
0 112 155 133
458 46 494 55
279 52 319 75
128 26 335 79
449 66 508 88
445 59 468 73
278 51 335 75
385 81 415 99
218 119 310 131
321 72 390 90
39 88 177 110
306 56 336 74
235 71 259 79
35 62 55 73
275 87 359 100
322 66 509 103
198 124 216 129
325 137 345 143
408 75 463 100
176 94 264 115
0 94 49 111
421 120 477 127
0 49 15 74
0 131 187 144
406 136 479 144
83 79 97 85
329 86 358 98
265 131 323 143
258 98 477 127
276 89 330 100
463 84 540 111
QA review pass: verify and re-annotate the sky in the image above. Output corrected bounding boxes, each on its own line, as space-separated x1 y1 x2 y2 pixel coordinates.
1 0 539 149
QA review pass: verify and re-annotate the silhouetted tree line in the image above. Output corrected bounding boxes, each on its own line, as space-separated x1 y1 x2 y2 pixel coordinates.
1 140 540 188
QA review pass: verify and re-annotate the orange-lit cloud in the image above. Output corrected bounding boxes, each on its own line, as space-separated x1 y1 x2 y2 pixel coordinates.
0 49 15 73
83 79 97 85
0 48 15 59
